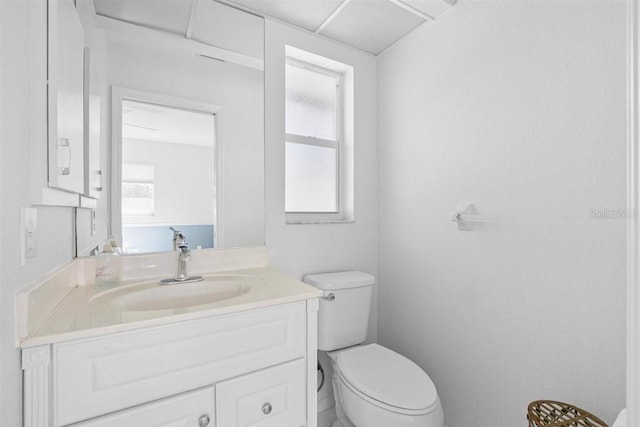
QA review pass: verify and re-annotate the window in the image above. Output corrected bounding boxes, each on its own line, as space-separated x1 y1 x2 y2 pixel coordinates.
121 163 155 217
285 49 353 222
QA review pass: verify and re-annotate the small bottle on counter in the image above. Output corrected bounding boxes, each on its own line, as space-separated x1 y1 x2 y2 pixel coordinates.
109 235 123 255
95 242 121 287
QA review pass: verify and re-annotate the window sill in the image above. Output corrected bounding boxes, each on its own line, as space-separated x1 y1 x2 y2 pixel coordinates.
286 218 355 225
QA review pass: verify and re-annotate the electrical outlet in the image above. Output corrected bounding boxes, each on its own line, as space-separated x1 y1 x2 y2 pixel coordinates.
21 207 37 265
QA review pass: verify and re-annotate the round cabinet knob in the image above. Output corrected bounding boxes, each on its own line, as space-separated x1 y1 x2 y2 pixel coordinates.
262 402 273 415
198 414 210 427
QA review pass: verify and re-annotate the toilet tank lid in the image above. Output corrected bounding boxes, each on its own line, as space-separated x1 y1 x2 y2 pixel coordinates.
303 271 375 290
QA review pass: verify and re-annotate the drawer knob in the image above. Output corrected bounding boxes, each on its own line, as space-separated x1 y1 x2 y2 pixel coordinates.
198 414 210 427
262 402 273 415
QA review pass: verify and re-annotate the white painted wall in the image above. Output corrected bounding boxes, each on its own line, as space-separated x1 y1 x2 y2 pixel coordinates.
378 1 627 426
264 19 378 417
0 2 78 425
104 40 264 248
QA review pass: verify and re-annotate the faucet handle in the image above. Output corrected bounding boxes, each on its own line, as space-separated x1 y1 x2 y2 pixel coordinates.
170 227 188 250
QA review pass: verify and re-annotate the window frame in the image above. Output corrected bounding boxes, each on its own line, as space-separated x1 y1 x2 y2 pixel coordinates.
285 57 346 222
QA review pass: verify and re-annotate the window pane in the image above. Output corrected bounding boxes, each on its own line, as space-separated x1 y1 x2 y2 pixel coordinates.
122 163 155 216
122 182 155 216
285 142 337 212
286 64 337 140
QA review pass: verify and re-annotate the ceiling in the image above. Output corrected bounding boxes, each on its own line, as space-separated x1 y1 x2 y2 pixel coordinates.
224 0 456 54
93 0 456 55
122 100 215 147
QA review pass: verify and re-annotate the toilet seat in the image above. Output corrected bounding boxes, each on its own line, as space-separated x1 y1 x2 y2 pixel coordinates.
335 344 439 415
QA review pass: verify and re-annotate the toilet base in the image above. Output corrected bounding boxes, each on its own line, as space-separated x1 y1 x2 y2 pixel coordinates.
333 416 448 427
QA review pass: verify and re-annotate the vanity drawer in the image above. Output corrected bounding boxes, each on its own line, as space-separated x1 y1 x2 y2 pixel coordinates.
53 302 306 426
216 358 306 427
72 387 214 427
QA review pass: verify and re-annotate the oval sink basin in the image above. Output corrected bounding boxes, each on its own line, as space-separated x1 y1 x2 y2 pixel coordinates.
90 275 265 311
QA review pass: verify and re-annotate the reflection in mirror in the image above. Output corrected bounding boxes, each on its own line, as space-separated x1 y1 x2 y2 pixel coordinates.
120 100 216 253
74 0 265 256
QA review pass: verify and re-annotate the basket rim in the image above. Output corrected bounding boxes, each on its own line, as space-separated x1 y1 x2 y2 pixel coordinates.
527 399 608 427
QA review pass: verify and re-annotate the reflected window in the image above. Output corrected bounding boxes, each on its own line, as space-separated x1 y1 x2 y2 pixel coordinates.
122 163 155 217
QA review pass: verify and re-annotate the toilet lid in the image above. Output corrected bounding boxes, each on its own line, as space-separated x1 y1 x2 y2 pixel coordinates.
336 344 438 412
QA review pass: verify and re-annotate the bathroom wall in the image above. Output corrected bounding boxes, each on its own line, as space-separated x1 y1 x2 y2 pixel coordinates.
264 19 378 420
377 1 627 426
0 2 78 425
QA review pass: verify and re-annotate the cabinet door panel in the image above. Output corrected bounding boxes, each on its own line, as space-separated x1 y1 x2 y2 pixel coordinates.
54 302 306 426
73 387 214 427
48 0 85 193
216 358 306 427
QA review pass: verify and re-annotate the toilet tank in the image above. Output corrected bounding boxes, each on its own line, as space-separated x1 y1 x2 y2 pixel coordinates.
304 271 375 351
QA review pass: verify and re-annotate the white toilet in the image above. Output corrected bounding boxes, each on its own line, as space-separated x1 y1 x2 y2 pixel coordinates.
304 271 445 427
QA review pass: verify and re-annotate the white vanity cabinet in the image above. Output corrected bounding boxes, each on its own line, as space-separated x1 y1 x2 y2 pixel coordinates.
216 358 306 427
72 387 215 427
73 359 306 427
22 300 318 427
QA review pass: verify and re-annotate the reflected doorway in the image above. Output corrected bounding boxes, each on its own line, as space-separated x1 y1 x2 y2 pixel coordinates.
118 99 216 254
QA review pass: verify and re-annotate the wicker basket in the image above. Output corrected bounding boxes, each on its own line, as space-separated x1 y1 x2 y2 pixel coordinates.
527 400 608 427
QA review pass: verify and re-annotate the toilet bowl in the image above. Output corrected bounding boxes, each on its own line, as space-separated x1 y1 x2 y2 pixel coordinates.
303 271 445 427
329 344 444 427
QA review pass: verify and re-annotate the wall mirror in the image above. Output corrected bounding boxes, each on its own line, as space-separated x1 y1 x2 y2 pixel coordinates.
75 0 265 256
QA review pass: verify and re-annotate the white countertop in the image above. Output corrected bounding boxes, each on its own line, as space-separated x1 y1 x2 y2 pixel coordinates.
20 267 321 348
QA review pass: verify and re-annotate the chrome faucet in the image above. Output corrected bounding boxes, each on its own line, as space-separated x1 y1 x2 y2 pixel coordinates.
170 227 187 251
175 246 192 281
160 229 203 285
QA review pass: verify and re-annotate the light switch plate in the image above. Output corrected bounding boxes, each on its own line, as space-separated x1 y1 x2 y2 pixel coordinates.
21 207 38 265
